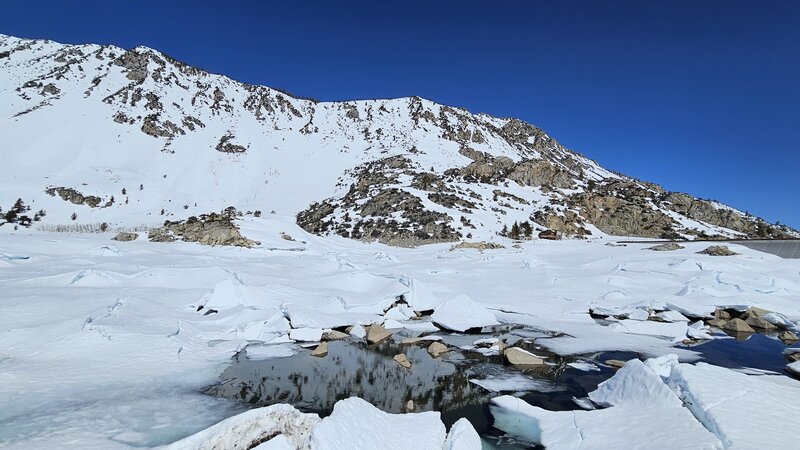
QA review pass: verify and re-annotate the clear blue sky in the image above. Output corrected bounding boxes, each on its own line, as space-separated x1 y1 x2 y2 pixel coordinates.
2 1 798 228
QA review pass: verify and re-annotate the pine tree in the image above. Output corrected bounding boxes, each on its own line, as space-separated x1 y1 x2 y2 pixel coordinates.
500 224 509 236
510 221 521 240
521 221 533 238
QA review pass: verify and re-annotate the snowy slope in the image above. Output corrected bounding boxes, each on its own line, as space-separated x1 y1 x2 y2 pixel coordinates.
0 34 795 243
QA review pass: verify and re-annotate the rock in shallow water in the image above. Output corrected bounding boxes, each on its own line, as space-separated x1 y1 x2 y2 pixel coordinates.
393 353 412 369
723 318 755 333
311 342 329 357
504 347 545 367
365 323 392 344
427 342 449 358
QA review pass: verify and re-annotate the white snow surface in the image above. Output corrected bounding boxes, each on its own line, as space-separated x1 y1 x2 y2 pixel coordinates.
308 398 447 450
1 229 800 448
492 354 800 450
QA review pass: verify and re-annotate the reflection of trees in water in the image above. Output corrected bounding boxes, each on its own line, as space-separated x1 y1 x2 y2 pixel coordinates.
206 338 570 417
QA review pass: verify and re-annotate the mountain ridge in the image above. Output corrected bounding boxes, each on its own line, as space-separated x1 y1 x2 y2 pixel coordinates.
0 34 795 244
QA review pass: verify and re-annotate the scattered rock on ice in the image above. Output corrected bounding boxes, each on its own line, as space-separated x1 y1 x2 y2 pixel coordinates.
400 335 441 345
311 342 329 357
430 294 499 332
697 245 738 256
706 318 727 328
744 315 777 331
779 330 798 344
393 353 412 369
647 242 684 251
365 323 392 344
504 347 544 367
112 231 138 241
722 318 754 333
427 341 449 358
321 330 349 341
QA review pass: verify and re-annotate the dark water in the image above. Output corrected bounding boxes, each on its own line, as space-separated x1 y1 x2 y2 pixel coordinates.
205 329 618 448
689 330 800 374
204 326 799 448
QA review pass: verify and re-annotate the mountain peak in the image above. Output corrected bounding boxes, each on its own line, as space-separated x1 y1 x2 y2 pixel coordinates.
0 34 795 242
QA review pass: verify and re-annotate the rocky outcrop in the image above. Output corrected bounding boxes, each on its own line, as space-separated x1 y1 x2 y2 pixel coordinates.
45 187 103 208
450 241 505 251
148 213 259 247
297 156 462 247
112 231 138 241
647 242 684 251
698 245 738 256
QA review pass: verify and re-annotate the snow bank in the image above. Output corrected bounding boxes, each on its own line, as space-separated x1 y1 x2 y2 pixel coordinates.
667 361 800 449
163 404 319 450
309 397 446 450
490 355 722 449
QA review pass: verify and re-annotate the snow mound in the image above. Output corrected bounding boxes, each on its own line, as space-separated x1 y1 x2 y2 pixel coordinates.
442 418 481 450
308 397 447 450
163 403 319 450
490 355 723 449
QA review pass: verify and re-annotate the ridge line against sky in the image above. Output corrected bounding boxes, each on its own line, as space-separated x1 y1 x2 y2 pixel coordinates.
1 0 798 228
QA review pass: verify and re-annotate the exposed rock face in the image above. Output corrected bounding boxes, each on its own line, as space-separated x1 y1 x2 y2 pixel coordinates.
148 213 259 247
112 231 138 241
538 229 560 240
2 34 796 246
698 245 739 256
45 187 103 208
215 132 247 153
297 156 462 247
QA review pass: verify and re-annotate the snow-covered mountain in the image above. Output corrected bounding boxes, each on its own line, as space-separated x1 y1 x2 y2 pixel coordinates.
0 34 795 244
